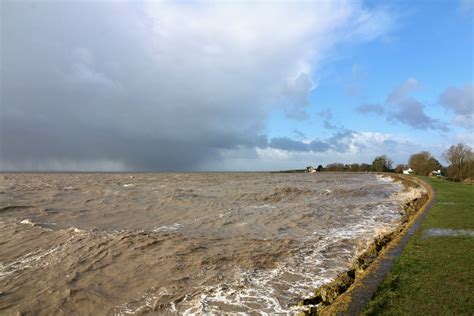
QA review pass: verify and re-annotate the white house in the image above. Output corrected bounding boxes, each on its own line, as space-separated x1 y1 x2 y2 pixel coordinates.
431 169 442 177
403 168 413 175
306 166 317 173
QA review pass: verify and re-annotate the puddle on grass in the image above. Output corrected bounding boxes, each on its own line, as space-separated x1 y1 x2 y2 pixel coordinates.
424 228 474 237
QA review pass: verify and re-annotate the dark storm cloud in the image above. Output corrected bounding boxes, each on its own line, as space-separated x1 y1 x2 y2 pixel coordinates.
0 1 271 170
2 115 269 171
0 0 393 171
269 137 310 152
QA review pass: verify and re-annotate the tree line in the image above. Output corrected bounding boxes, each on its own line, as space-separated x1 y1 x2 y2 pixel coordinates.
319 143 473 182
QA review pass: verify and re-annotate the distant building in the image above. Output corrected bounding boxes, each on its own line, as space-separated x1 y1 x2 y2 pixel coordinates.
306 166 316 173
403 168 413 175
431 169 442 177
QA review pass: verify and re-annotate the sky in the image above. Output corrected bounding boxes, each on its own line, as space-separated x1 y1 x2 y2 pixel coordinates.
1 0 473 171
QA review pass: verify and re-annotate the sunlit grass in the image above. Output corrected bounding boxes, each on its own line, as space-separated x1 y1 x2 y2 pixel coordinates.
364 177 474 315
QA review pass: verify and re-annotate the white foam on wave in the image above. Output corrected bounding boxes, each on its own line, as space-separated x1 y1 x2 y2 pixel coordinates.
67 227 87 234
181 273 290 314
181 240 347 312
108 185 408 314
18 218 61 231
178 199 406 314
251 204 276 210
375 174 394 183
217 208 234 219
19 172 409 314
0 245 60 280
152 223 181 233
390 186 426 208
180 247 333 314
373 204 402 222
20 219 35 226
114 287 175 315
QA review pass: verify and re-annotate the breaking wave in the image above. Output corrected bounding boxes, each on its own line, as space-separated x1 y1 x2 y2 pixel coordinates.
0 172 419 314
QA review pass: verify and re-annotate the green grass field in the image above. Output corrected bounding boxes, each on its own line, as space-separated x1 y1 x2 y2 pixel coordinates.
364 177 474 315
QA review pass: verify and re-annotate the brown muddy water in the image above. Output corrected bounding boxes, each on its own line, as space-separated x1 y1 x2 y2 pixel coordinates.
0 173 420 314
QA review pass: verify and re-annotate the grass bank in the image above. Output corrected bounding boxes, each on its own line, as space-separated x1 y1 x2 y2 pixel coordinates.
364 177 474 315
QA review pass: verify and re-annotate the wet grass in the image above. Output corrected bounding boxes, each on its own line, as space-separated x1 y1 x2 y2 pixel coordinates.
364 177 474 315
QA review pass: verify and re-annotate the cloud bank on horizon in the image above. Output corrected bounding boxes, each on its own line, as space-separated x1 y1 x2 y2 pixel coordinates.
1 0 473 171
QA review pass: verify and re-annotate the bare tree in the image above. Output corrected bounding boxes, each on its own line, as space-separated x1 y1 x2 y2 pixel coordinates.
443 143 473 180
372 155 393 172
395 164 407 173
408 151 441 176
325 163 345 171
359 163 371 172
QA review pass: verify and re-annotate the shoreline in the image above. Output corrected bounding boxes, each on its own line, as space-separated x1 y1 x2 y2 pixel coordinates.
295 174 434 315
364 177 473 314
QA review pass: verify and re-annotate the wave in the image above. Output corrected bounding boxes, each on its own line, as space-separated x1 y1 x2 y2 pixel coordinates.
0 172 416 314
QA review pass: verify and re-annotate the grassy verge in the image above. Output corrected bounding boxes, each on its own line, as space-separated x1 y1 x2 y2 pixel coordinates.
364 177 474 315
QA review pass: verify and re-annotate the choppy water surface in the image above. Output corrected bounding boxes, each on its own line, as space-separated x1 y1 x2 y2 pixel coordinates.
0 173 416 314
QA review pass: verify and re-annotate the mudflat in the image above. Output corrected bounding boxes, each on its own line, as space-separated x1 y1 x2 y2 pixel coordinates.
0 173 420 314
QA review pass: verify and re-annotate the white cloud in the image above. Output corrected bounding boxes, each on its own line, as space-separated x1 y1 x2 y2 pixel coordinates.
386 77 420 104
452 114 474 129
449 131 474 147
439 84 474 129
458 0 474 15
202 129 455 171
251 131 417 169
359 78 447 131
256 147 291 161
143 0 394 118
349 132 393 150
